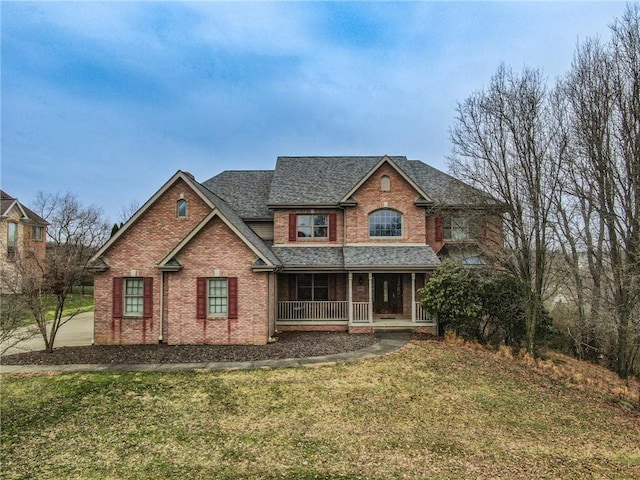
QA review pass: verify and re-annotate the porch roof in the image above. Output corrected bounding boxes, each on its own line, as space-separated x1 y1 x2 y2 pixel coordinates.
273 245 440 271
273 247 344 270
343 245 440 270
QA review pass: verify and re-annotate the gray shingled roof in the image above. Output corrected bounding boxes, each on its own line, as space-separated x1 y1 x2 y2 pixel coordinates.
266 156 495 207
343 246 440 269
272 247 344 269
194 181 281 267
396 159 495 206
202 171 273 219
272 245 440 270
268 156 398 205
1 190 48 224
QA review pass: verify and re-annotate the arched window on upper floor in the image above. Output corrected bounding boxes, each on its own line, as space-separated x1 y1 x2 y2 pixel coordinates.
177 199 188 218
369 209 402 237
380 175 391 191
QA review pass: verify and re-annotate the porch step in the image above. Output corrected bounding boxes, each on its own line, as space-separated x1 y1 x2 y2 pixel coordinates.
374 329 415 342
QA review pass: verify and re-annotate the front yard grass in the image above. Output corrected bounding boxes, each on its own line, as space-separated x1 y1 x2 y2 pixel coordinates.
2 338 639 479
11 287 94 326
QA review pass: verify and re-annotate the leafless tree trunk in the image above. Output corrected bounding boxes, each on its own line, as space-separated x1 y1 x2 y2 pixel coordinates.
449 65 564 355
23 192 111 353
552 5 640 378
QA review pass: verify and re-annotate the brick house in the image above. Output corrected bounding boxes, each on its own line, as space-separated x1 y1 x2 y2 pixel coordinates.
89 156 500 345
0 190 48 293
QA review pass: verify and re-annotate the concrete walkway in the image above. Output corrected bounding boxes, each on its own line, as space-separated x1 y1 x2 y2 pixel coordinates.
0 329 413 374
1 311 94 356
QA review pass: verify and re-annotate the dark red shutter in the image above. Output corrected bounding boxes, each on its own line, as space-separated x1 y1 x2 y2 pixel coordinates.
143 277 153 319
289 214 297 242
228 277 238 319
435 217 443 242
197 277 207 319
329 213 337 241
113 277 123 318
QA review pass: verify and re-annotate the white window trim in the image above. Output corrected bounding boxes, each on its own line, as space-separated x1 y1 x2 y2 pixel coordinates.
208 278 229 317
124 278 144 317
368 209 403 238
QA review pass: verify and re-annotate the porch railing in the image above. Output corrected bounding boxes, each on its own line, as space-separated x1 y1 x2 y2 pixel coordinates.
352 302 371 323
278 301 348 321
415 302 434 324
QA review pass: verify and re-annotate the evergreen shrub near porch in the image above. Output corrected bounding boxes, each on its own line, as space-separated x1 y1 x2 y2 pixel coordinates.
419 261 551 347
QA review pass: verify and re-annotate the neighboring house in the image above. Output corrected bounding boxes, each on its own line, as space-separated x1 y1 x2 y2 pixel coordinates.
0 190 48 293
89 156 501 345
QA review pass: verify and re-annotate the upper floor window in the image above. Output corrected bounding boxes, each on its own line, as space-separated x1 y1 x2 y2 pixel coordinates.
297 214 328 239
7 222 17 257
380 175 391 191
369 209 402 237
33 225 43 242
444 217 477 241
177 199 188 218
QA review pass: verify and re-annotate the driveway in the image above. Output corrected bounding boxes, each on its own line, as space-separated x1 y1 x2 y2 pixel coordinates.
1 311 94 356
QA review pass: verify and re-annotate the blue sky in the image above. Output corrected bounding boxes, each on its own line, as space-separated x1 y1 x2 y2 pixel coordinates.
1 1 630 222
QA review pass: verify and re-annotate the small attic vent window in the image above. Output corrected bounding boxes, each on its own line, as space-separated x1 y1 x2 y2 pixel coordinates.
177 199 188 218
381 175 391 191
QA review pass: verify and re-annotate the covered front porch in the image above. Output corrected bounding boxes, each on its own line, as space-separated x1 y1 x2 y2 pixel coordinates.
276 272 435 330
272 244 440 332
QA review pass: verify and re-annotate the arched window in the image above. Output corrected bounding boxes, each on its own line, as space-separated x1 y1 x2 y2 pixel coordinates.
380 175 391 191
177 199 188 218
369 209 402 237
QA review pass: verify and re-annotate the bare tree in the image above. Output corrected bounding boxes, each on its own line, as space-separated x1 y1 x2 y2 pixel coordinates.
449 65 564 355
553 5 640 378
119 199 141 225
16 192 111 352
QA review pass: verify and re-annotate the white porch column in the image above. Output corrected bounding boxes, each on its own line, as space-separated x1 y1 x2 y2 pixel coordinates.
368 272 373 324
348 272 353 324
411 272 416 323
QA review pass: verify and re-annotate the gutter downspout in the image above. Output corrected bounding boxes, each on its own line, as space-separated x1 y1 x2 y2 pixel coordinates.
159 272 164 343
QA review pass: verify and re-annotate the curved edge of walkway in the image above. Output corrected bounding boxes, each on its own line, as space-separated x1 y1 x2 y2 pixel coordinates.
0 330 413 374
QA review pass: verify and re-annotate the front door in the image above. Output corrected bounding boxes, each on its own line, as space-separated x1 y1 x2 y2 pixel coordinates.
374 274 403 316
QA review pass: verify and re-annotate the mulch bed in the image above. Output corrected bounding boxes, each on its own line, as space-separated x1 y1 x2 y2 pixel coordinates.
0 331 377 365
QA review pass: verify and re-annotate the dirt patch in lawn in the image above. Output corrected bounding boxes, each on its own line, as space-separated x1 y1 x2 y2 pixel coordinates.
0 331 377 365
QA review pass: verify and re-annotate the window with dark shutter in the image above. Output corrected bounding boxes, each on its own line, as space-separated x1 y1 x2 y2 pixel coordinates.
196 277 207 319
143 277 153 319
329 213 337 241
435 217 443 242
228 277 238 319
113 277 123 318
289 214 297 242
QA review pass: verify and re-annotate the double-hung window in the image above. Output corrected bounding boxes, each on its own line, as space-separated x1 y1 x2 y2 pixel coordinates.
443 217 477 241
208 278 228 315
124 278 144 316
369 209 402 237
197 277 238 319
297 214 328 239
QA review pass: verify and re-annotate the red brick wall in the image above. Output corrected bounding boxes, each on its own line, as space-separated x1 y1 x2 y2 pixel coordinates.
94 179 212 345
345 162 426 244
164 216 271 345
94 179 273 346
